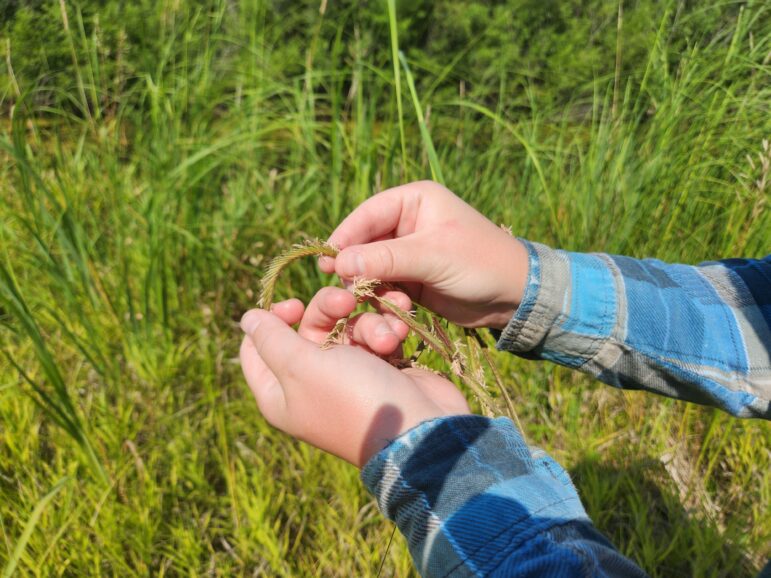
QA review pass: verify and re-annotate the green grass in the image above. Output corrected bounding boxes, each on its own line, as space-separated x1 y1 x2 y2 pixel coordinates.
1 1 770 576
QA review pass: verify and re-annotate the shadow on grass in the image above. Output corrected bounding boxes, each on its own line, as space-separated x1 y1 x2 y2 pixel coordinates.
570 456 763 578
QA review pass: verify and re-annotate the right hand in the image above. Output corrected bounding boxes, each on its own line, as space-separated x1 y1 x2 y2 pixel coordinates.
319 181 529 330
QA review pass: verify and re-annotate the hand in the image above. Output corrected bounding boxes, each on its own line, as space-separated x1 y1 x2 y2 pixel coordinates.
239 287 471 468
319 181 529 330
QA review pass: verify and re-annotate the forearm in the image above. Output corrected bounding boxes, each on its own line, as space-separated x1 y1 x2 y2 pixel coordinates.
496 240 771 419
361 415 647 577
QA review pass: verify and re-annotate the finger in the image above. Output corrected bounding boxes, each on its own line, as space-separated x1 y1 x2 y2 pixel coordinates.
334 234 437 282
347 312 401 356
370 289 411 341
328 187 407 249
319 232 394 273
371 288 411 315
319 184 423 274
383 312 410 342
240 309 319 379
318 255 335 273
297 287 357 344
239 335 287 427
270 298 305 326
386 341 404 362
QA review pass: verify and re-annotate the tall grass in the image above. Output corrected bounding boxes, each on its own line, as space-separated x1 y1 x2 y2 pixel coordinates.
0 1 769 575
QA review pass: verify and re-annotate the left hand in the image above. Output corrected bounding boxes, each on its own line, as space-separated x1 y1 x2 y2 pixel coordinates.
239 287 471 467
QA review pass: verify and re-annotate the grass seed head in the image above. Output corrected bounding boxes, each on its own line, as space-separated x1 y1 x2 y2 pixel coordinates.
260 238 522 429
258 239 338 309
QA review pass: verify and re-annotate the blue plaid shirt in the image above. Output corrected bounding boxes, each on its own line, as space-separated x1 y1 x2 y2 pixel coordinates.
362 240 771 577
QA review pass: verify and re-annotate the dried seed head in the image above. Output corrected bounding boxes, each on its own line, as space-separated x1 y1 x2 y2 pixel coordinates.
351 277 380 300
321 317 349 350
259 239 338 309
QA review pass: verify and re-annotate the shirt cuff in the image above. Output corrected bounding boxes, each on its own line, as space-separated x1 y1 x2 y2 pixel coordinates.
495 239 619 368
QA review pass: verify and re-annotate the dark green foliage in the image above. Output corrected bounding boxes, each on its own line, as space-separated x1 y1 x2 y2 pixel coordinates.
3 0 765 114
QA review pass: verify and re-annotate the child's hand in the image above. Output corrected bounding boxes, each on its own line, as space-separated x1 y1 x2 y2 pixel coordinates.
319 181 529 330
239 288 470 468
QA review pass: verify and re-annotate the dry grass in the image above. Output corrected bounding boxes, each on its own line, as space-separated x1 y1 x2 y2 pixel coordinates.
259 239 522 427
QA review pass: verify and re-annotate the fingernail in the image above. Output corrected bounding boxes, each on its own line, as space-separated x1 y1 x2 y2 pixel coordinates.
340 252 365 277
376 322 395 337
240 310 261 334
318 256 333 270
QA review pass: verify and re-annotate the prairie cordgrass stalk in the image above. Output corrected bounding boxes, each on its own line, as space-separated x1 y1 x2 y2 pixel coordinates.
258 239 522 427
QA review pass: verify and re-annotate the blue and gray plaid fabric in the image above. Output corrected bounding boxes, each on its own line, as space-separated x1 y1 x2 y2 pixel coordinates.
362 242 770 577
497 240 770 418
362 416 648 577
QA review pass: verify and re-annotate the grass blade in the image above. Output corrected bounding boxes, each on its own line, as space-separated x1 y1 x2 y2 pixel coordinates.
0 263 105 481
2 477 71 578
387 0 408 175
398 51 445 185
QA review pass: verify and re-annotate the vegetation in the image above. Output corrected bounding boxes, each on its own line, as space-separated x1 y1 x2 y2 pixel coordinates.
1 0 769 575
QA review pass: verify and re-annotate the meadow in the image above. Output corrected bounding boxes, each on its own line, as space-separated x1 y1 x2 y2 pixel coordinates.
1 0 770 575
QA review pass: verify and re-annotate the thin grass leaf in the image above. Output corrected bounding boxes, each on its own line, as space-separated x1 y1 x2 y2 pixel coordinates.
467 329 525 436
0 264 105 481
2 477 71 578
398 51 445 185
449 100 558 240
387 0 408 174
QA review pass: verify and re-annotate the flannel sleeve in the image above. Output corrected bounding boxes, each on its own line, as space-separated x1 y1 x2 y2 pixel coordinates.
361 415 648 577
495 240 771 419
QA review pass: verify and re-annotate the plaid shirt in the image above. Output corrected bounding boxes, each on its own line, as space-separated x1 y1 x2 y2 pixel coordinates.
362 241 770 577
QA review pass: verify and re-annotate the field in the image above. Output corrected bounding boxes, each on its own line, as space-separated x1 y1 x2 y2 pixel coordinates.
1 1 770 576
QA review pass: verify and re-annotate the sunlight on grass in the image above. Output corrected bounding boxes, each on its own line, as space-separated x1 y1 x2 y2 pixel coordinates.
0 1 769 575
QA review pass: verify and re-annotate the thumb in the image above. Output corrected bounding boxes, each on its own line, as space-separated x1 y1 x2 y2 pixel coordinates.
335 236 436 283
240 309 317 380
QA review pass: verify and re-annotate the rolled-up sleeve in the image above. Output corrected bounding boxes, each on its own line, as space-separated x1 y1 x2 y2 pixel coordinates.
362 415 647 577
496 240 771 419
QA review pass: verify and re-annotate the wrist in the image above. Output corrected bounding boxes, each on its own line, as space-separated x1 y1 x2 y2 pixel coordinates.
359 404 473 468
488 236 529 330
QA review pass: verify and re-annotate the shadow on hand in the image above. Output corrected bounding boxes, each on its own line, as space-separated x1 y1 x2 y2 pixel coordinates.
359 404 404 467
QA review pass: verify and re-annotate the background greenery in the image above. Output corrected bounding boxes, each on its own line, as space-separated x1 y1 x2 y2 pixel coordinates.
1 0 769 575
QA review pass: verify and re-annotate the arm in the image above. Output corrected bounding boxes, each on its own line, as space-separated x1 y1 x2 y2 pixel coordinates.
496 240 771 419
362 415 648 577
323 181 770 418
239 289 647 577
